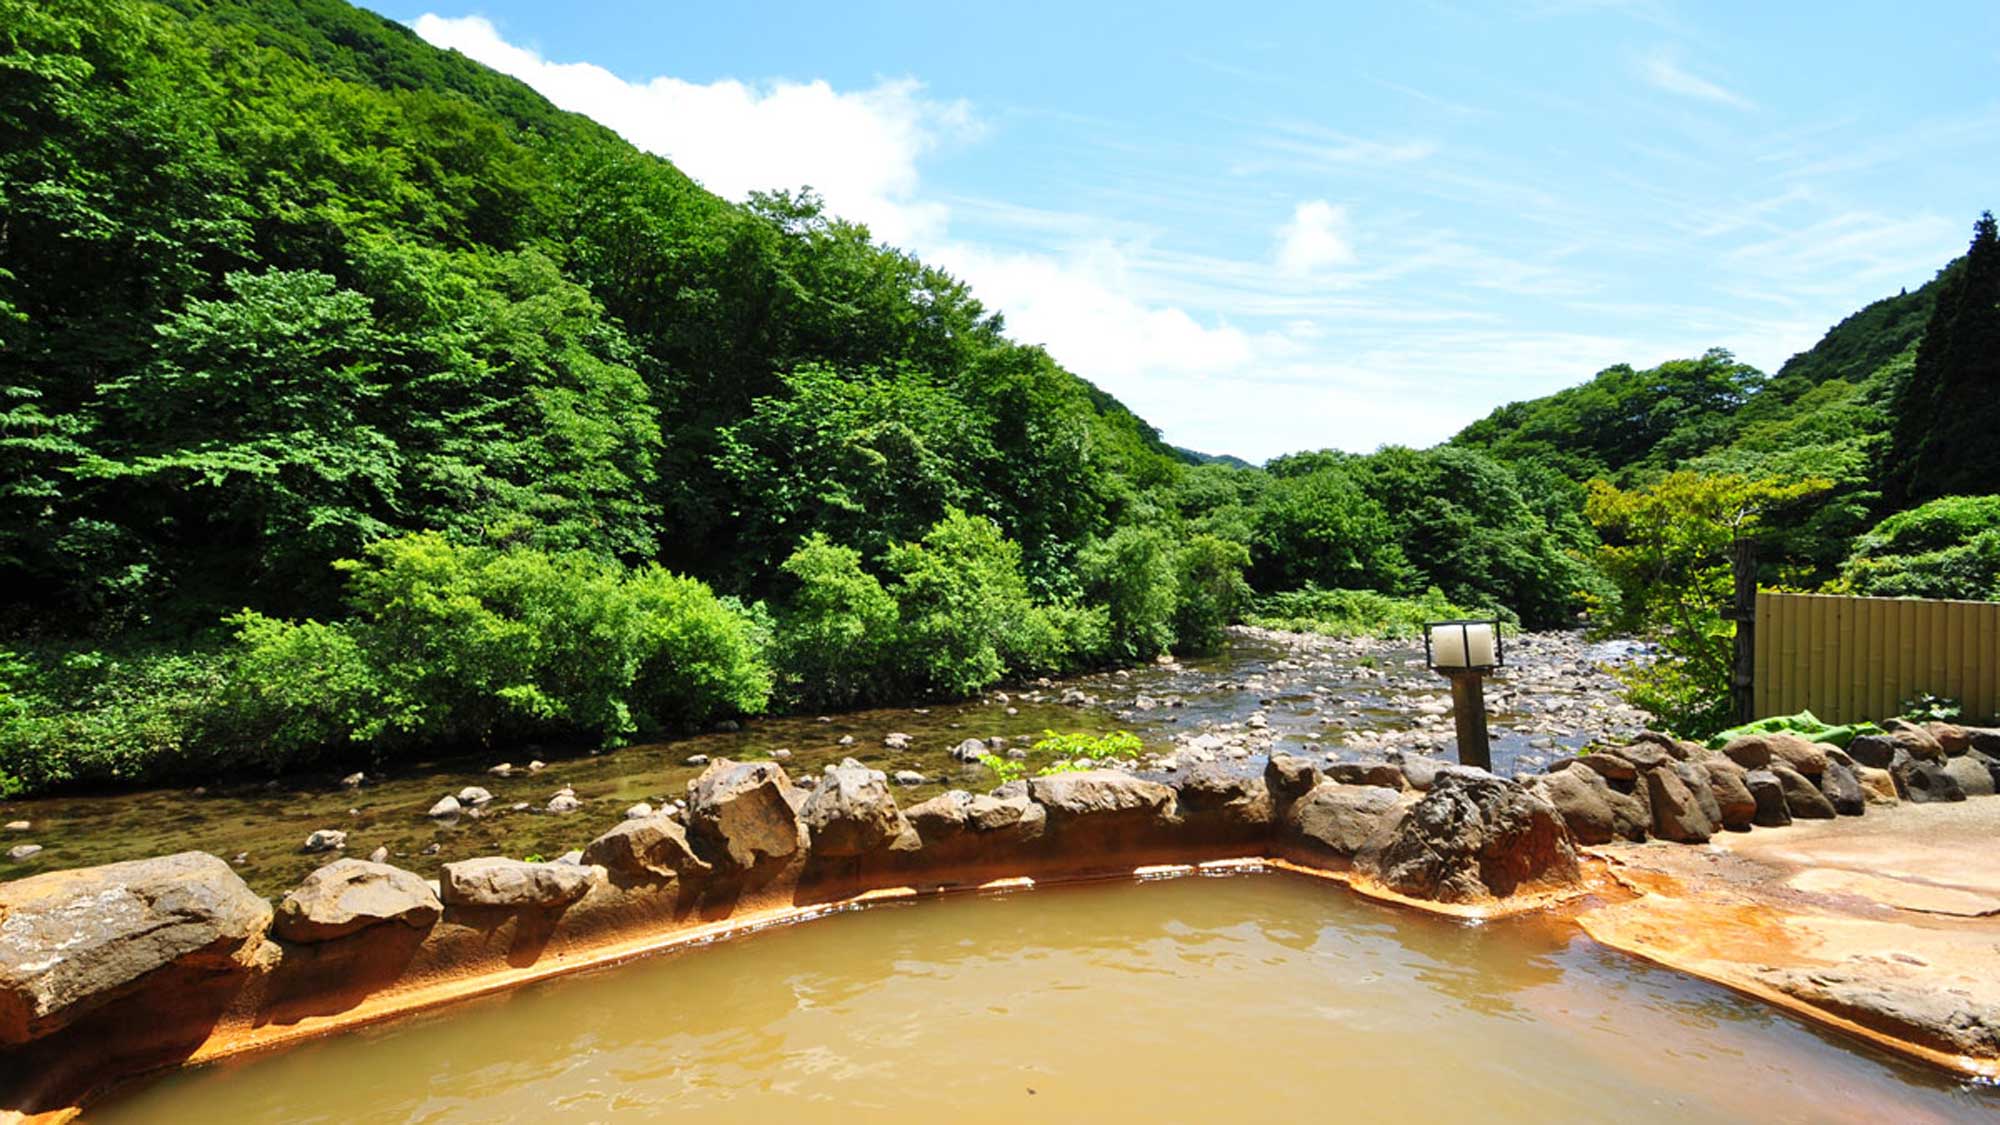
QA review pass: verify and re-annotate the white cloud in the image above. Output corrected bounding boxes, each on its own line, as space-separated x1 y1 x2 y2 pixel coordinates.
1275 201 1357 275
411 14 971 246
1638 48 1752 109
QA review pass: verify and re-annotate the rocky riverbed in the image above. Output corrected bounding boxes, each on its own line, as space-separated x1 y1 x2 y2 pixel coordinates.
0 627 1648 895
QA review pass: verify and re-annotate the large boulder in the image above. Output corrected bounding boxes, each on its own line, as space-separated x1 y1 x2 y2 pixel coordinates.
1355 771 1580 904
1855 765 1900 807
1029 770 1175 827
0 852 272 1045
685 759 806 869
1716 736 1773 771
583 815 713 881
1763 734 1828 777
1903 760 1967 804
1530 767 1627 846
1744 770 1792 828
1642 763 1715 843
1566 751 1637 783
1879 719 1946 762
1770 764 1836 819
1924 722 1973 755
1172 762 1276 832
1264 751 1323 805
1816 760 1867 816
1325 759 1405 790
439 857 600 908
1940 754 1996 799
1696 754 1758 830
905 788 1048 849
1286 782 1404 858
801 759 911 857
1845 734 1909 772
274 859 441 943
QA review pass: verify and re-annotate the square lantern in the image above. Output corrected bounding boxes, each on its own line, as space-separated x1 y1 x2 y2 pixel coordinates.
1423 619 1504 672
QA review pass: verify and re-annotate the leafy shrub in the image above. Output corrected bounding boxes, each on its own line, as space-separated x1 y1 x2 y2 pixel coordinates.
771 534 900 709
220 614 384 765
1837 496 2000 599
978 752 1027 783
885 510 1062 696
0 646 230 790
1249 464 1415 593
1079 526 1180 661
1172 534 1253 654
1030 729 1143 764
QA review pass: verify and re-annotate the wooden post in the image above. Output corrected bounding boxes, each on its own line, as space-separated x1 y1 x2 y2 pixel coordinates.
1728 537 1757 723
1447 670 1491 771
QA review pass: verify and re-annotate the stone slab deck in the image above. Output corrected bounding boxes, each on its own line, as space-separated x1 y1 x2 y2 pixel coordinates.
1579 801 2000 1079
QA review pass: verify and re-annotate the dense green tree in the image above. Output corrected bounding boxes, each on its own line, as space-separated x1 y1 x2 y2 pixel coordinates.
1248 464 1414 594
1887 212 2000 506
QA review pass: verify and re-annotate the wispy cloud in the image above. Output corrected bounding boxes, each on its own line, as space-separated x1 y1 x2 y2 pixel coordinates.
1637 47 1753 109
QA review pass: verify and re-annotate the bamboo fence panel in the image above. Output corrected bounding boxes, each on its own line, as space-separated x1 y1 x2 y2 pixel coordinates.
1753 592 2000 724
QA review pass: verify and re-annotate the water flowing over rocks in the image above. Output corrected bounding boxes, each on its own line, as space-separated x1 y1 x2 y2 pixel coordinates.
0 852 272 1045
274 859 442 943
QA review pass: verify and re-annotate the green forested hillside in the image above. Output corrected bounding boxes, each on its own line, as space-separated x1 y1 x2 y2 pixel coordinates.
0 0 1993 788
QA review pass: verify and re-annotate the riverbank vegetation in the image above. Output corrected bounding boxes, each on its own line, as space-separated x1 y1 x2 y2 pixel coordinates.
2 0 1997 793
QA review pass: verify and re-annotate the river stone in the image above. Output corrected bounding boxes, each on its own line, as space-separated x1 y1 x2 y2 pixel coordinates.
1400 756 1440 791
1903 760 1967 804
1816 760 1867 815
8 844 44 861
439 857 600 908
1631 731 1698 760
965 791 1047 843
802 759 911 856
949 738 988 763
905 790 974 839
1612 741 1676 772
1529 767 1619 846
1264 751 1323 804
686 759 805 869
457 786 493 807
1697 754 1757 830
1744 769 1792 828
1717 736 1773 771
1942 752 1997 798
426 795 462 819
1565 751 1637 783
1642 763 1714 843
1968 728 2000 756
1356 773 1579 904
1924 722 1972 755
274 859 442 943
1878 719 1945 762
0 852 272 1046
1770 763 1836 819
1324 759 1405 790
302 829 346 853
1287 782 1403 857
583 815 712 881
1855 765 1900 806
1029 770 1175 826
1763 734 1828 777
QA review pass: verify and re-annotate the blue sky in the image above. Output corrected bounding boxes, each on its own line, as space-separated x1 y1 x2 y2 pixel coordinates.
403 1 2000 462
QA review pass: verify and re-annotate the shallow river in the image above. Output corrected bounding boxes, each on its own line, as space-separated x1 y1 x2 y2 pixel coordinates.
2 630 1648 895
90 872 1996 1123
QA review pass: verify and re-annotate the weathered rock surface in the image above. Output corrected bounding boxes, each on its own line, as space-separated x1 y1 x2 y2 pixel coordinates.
1903 760 1967 804
1286 782 1403 857
1643 763 1715 843
1029 770 1175 826
1816 760 1867 816
1770 763 1837 819
1324 759 1405 790
1845 733 1907 771
1717 735 1773 771
685 759 805 869
1697 754 1758 830
1530 766 1641 845
1755 965 2000 1061
439 857 600 908
1355 771 1579 904
1879 719 1946 762
801 759 911 857
274 859 442 943
1762 733 1829 777
1568 751 1638 783
949 738 988 763
1744 769 1792 828
0 852 272 1045
582 816 712 881
1171 762 1275 832
1855 765 1900 806
1263 751 1323 805
1942 753 1997 799
302 829 346 853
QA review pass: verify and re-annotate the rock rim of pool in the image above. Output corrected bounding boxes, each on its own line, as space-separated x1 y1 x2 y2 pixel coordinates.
5 725 2000 1118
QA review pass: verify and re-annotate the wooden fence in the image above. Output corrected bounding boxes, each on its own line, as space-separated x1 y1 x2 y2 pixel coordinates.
1753 591 2000 724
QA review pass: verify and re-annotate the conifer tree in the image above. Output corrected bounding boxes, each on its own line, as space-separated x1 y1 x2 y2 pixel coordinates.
1887 212 2000 505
